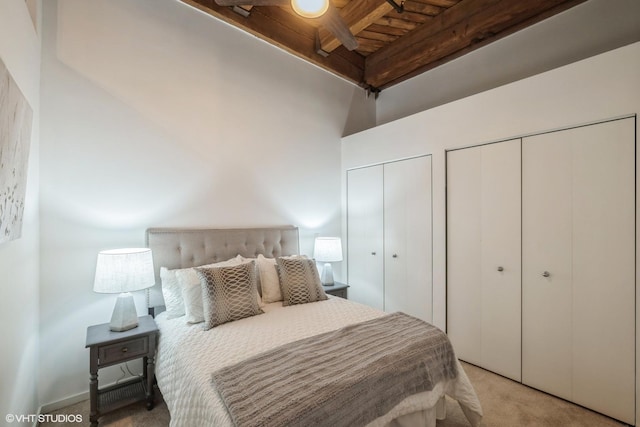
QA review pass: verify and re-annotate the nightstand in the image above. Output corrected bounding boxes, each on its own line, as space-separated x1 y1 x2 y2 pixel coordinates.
85 315 159 426
322 282 349 299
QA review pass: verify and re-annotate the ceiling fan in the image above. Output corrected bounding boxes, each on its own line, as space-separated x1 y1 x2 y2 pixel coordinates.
213 0 359 51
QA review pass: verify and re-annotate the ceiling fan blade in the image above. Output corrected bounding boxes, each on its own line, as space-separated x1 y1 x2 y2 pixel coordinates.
214 0 287 7
319 6 358 51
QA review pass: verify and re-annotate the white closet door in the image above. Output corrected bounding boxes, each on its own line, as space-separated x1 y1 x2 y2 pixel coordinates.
347 165 384 310
384 156 432 322
447 140 521 381
447 147 483 365
522 127 575 401
523 118 635 424
570 119 635 424
479 140 522 381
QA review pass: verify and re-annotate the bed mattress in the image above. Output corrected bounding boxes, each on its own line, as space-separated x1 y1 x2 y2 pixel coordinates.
154 296 482 427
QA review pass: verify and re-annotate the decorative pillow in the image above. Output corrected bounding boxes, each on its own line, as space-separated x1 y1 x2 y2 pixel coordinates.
160 267 185 319
196 260 264 330
276 256 327 306
176 255 244 324
238 256 262 297
257 254 282 303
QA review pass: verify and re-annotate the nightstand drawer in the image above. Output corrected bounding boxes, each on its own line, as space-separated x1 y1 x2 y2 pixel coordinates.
329 289 348 299
99 337 148 365
322 282 349 299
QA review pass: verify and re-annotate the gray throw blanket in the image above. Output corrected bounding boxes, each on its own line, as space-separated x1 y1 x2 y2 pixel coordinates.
212 312 458 427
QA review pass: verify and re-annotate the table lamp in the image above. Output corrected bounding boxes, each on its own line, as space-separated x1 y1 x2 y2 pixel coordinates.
93 248 155 332
313 237 343 286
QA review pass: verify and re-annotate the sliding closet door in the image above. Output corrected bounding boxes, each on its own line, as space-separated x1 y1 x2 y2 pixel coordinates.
347 165 384 310
522 118 635 424
447 140 521 381
383 156 432 322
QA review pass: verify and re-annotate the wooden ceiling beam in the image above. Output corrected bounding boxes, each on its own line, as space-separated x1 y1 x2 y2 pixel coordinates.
413 0 459 7
317 0 396 54
180 0 365 85
402 2 442 16
364 0 588 89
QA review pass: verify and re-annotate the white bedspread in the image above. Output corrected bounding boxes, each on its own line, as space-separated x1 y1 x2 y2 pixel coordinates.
155 296 482 427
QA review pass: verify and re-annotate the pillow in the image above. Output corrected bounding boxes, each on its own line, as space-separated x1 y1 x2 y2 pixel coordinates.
239 256 262 297
276 256 327 306
256 254 282 303
196 260 264 330
175 255 244 324
159 267 185 319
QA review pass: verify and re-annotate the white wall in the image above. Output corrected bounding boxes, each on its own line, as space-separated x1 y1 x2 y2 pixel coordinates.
0 0 41 424
342 41 640 423
39 0 374 408
376 0 640 126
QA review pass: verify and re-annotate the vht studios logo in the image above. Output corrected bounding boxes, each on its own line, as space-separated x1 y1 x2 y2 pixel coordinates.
6 413 83 423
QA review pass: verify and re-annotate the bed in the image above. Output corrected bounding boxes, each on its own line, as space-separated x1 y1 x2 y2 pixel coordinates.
146 226 483 427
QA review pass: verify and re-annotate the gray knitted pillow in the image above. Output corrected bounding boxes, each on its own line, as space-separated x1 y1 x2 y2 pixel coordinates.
276 256 327 306
196 261 263 330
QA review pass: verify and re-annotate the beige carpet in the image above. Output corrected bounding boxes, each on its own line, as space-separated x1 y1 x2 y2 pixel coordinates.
40 362 625 426
438 363 625 427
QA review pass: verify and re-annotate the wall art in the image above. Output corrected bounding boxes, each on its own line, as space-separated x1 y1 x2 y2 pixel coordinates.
0 57 33 243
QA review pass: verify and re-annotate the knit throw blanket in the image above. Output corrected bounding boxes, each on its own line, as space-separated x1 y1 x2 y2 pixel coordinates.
211 312 458 427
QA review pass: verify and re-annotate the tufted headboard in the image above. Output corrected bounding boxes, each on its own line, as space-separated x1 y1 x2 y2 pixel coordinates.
145 226 300 309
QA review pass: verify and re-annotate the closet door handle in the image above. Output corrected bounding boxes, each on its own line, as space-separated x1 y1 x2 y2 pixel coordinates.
392 254 398 258
497 266 504 272
371 252 376 255
542 271 551 278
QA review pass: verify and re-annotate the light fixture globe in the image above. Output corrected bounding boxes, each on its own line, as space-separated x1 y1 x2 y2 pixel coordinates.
291 0 329 18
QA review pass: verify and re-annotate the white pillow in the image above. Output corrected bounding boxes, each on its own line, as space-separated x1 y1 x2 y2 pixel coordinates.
160 267 186 319
176 255 244 324
257 254 282 303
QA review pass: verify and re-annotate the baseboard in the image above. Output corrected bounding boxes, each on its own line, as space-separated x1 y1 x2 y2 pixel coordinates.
38 390 88 416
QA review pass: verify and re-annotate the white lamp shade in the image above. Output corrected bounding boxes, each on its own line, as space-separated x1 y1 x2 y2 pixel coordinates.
93 248 155 294
313 237 343 263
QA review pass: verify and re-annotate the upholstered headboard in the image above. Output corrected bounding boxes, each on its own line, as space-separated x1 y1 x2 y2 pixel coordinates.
145 226 300 308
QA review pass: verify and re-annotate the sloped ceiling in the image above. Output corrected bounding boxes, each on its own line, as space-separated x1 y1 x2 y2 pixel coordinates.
179 0 587 92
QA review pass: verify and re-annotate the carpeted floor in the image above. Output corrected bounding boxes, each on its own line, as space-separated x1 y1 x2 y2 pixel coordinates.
40 362 625 426
437 363 625 427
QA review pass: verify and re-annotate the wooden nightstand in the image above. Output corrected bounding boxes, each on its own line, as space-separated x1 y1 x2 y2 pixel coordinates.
85 315 159 426
322 282 349 299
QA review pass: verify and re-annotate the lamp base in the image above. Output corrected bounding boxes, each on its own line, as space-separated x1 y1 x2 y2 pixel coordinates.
110 292 139 332
321 263 334 286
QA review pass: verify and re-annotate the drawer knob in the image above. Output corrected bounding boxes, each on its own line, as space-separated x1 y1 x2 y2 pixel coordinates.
121 347 128 353
497 266 504 272
542 271 550 278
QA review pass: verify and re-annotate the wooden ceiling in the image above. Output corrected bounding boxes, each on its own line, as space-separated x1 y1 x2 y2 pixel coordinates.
181 0 587 93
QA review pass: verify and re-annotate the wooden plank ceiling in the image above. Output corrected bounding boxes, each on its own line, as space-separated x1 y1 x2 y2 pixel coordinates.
180 0 587 93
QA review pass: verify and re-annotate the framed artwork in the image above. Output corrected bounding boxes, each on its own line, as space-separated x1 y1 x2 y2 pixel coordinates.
0 56 33 244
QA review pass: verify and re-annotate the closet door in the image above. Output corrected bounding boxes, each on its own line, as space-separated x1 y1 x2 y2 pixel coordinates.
384 156 432 322
347 165 384 310
522 132 573 400
447 139 521 381
522 118 635 424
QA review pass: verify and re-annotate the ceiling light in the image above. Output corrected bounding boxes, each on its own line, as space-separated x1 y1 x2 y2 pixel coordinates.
291 0 329 19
